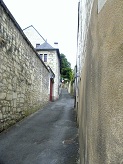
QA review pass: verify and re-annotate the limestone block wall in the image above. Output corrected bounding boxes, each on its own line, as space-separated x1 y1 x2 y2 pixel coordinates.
0 1 49 132
37 50 60 100
77 0 123 163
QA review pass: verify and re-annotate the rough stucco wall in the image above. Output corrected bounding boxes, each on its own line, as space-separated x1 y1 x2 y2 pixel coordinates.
0 2 49 132
98 1 123 163
76 0 94 126
78 0 123 163
98 0 107 12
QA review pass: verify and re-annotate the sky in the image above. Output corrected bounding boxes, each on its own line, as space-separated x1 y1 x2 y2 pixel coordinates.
3 0 78 69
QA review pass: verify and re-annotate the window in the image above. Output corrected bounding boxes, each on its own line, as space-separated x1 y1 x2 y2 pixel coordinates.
40 54 43 59
44 54 47 62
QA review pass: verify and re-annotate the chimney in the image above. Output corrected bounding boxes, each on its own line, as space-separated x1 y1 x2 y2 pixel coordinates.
54 42 58 48
36 43 40 48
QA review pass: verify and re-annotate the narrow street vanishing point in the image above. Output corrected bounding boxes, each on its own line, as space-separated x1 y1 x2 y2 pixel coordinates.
0 89 79 164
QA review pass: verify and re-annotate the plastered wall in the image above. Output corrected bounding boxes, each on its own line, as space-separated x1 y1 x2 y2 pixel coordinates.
77 0 123 163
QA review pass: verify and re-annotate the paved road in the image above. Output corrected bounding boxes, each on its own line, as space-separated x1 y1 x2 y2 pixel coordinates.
0 89 79 164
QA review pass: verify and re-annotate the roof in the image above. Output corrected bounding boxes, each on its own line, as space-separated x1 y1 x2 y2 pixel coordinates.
36 42 55 50
47 66 55 78
23 25 46 47
23 25 46 42
36 42 61 68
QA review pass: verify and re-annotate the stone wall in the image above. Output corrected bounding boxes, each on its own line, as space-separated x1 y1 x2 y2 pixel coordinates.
0 1 49 132
77 0 123 163
37 50 60 100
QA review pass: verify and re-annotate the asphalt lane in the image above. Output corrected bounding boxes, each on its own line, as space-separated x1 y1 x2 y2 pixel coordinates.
0 89 79 164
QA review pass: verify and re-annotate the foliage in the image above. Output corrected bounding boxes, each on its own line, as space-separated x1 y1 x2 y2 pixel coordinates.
60 53 73 81
60 54 71 68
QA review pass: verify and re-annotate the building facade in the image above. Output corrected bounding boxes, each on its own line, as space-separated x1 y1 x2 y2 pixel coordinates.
36 42 61 101
76 0 123 163
23 25 46 48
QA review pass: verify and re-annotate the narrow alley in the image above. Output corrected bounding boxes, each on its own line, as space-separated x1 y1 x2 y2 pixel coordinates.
0 89 79 164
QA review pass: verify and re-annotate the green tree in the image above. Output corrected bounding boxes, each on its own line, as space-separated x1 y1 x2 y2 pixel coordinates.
60 54 71 68
60 53 73 81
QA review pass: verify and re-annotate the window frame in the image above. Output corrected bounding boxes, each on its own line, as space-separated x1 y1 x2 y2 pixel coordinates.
44 54 47 62
40 54 43 60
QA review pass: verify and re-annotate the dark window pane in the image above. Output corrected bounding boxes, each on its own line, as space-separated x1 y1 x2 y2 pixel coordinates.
44 54 47 62
40 54 43 59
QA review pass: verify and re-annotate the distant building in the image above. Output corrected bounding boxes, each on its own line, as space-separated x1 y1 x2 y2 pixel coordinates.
36 41 61 101
23 26 61 101
23 25 46 47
